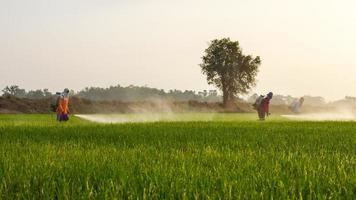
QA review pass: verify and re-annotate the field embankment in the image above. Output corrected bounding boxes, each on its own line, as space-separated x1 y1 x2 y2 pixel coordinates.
2 96 356 117
0 96 252 114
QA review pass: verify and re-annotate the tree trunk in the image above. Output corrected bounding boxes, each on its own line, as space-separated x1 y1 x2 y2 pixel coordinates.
224 95 235 109
229 93 235 105
222 77 234 108
222 90 228 107
223 90 235 108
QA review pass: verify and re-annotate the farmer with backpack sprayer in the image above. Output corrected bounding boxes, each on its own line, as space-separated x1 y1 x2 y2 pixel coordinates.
56 88 70 122
253 92 273 120
289 97 304 114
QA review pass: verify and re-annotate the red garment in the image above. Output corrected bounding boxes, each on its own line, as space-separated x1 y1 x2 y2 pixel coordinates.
260 97 270 114
257 97 271 120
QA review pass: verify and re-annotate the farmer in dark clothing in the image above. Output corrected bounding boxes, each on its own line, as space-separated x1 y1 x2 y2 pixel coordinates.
257 92 273 120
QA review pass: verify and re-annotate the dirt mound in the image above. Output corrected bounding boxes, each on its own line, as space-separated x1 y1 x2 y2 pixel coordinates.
69 98 230 114
2 96 331 115
0 96 233 114
0 96 51 114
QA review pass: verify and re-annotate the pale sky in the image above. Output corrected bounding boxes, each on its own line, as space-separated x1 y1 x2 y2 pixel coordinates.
1 0 356 100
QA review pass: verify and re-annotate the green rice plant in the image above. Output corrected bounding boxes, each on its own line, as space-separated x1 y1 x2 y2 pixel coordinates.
0 114 354 199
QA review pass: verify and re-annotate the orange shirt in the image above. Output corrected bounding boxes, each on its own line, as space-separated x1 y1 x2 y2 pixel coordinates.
57 97 69 114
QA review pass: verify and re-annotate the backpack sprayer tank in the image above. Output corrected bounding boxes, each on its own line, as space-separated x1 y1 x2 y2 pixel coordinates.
50 92 61 112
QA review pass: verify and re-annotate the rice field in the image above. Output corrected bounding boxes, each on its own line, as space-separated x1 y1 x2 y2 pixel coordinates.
0 114 355 199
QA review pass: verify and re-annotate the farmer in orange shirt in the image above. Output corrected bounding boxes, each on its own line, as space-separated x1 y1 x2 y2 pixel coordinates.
57 88 70 122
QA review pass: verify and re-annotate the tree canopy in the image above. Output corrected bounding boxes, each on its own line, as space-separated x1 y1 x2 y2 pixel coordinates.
200 38 261 107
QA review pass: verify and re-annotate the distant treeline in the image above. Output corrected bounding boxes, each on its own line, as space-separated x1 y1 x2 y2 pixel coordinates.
2 84 356 107
1 85 52 99
1 85 221 102
76 85 221 102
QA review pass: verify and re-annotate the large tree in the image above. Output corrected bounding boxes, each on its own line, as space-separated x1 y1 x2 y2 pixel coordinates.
200 38 261 107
